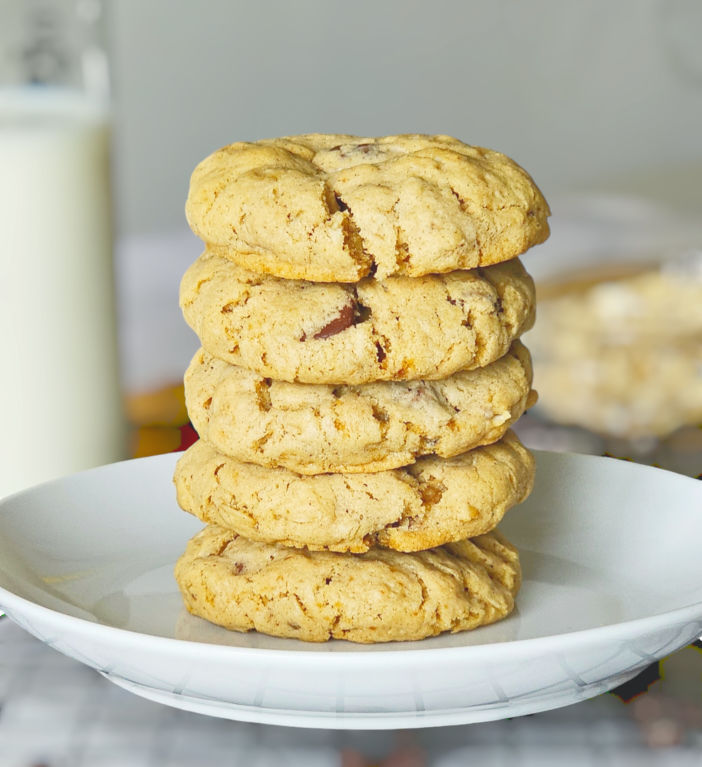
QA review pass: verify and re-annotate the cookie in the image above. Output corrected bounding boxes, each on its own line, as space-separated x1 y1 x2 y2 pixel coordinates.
180 251 535 385
185 134 549 282
174 525 521 643
174 431 534 553
528 262 702 439
185 341 535 474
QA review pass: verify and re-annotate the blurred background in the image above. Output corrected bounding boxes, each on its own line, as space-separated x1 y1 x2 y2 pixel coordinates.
111 0 702 234
109 0 702 474
1 0 702 764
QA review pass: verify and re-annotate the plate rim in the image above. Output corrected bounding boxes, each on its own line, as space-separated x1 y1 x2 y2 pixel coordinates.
1 449 701 665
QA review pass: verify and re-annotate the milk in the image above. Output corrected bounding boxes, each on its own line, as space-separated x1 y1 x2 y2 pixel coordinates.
0 89 126 497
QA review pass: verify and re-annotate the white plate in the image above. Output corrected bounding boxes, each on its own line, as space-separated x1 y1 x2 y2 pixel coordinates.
0 452 701 729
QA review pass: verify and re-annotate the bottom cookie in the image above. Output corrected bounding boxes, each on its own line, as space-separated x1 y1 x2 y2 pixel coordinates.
174 525 521 643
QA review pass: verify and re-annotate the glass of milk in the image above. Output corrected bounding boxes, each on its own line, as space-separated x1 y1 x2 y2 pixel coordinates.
0 0 126 497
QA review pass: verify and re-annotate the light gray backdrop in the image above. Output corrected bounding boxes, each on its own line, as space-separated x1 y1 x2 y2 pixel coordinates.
110 0 702 237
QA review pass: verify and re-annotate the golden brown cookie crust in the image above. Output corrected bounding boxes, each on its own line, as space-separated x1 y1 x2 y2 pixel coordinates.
174 525 521 642
180 251 535 385
174 431 534 552
185 134 550 282
184 342 535 474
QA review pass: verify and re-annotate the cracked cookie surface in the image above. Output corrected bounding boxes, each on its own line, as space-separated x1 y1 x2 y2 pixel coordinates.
174 524 521 642
180 251 535 385
185 133 549 282
174 431 534 553
185 342 534 474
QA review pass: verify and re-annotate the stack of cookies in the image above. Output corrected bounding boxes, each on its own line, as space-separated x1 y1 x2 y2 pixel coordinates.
173 134 549 643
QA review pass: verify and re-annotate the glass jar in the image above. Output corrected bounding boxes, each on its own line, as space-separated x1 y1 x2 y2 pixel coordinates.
0 0 126 497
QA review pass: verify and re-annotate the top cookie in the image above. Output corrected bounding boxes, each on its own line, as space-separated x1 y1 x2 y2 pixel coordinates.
185 134 550 282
